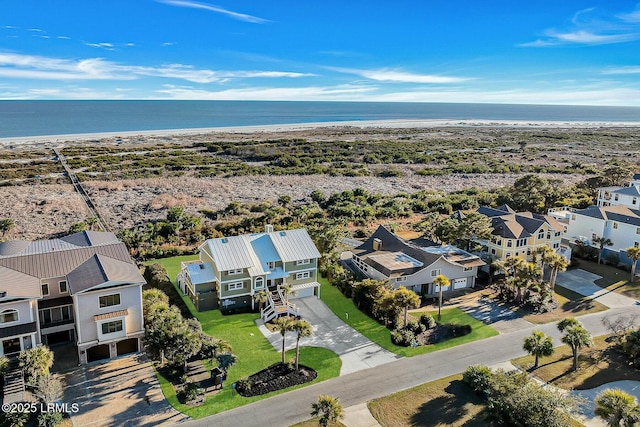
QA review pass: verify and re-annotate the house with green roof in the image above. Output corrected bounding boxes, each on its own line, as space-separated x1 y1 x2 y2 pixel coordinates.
178 226 321 321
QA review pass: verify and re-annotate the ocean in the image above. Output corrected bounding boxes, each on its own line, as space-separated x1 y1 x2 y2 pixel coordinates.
1 100 640 138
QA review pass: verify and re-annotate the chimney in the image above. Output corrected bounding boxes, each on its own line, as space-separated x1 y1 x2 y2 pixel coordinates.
265 224 274 233
373 238 382 251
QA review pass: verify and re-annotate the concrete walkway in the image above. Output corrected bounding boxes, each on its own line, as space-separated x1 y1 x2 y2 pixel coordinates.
258 296 400 375
556 269 638 308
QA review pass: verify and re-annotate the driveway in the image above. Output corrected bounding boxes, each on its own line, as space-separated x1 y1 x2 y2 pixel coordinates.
556 269 638 308
457 296 533 334
573 380 640 427
62 353 187 427
258 296 400 375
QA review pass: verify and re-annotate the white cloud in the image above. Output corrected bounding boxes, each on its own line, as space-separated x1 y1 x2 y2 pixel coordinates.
0 52 313 84
331 67 468 83
602 66 640 74
522 6 640 47
156 84 374 100
156 0 268 23
83 42 116 50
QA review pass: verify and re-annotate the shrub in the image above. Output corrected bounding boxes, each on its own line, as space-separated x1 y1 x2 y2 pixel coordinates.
235 377 252 393
406 320 426 335
390 329 415 346
177 381 201 404
463 365 493 395
419 313 436 329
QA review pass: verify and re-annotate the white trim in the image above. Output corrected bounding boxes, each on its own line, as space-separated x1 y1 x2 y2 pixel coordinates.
99 293 121 309
41 283 49 296
97 317 126 342
228 282 244 291
254 277 265 289
0 309 19 325
59 280 68 294
227 268 243 276
295 271 311 280
295 259 311 266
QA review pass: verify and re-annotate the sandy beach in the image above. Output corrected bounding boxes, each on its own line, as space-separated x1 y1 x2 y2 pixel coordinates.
2 118 640 148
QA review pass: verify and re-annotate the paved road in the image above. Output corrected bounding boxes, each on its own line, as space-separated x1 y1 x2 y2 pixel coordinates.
179 306 640 427
259 296 400 375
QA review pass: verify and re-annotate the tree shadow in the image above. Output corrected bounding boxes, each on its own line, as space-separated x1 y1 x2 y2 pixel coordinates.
409 380 492 427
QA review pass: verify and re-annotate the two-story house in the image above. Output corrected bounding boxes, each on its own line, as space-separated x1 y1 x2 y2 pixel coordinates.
177 226 321 322
351 226 485 296
564 204 640 267
0 231 145 364
597 174 640 208
473 205 568 262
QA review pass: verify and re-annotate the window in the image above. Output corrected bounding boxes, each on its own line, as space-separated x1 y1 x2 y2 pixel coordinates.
614 222 619 229
430 269 441 277
553 243 560 249
634 198 638 205
40 309 52 325
635 242 640 248
491 248 496 255
296 271 310 280
101 320 123 335
507 240 513 248
538 232 544 239
254 277 264 289
228 282 243 291
267 262 276 270
592 233 597 240
0 310 18 324
61 306 71 320
555 232 561 237
396 276 407 282
227 269 243 276
516 238 527 247
506 253 512 258
99 294 121 308
296 259 311 265
59 281 67 293
41 283 49 296
615 194 619 201
463 266 473 272
637 228 640 235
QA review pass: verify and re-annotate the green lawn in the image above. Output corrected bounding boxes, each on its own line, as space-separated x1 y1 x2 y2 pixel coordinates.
146 257 342 419
319 277 498 357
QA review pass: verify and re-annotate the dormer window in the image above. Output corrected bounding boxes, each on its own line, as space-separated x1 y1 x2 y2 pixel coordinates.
296 259 311 265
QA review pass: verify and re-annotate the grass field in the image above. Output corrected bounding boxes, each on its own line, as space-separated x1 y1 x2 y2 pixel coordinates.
319 277 498 357
146 256 342 419
368 374 497 427
512 335 640 391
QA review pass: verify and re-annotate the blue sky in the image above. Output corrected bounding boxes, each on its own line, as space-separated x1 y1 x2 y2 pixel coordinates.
1 0 640 105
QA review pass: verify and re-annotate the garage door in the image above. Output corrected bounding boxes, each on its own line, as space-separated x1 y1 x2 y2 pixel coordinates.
87 344 110 362
433 284 450 293
116 338 139 356
453 278 467 289
295 287 315 298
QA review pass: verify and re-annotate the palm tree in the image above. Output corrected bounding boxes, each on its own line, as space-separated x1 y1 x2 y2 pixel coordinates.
595 388 640 427
0 218 15 239
311 395 345 427
18 346 54 385
85 216 99 231
523 330 554 368
514 261 541 303
280 283 296 305
433 275 450 321
593 236 614 264
253 289 268 312
273 317 294 364
547 253 570 292
532 245 555 279
293 319 313 370
626 246 640 282
558 318 592 371
394 286 421 327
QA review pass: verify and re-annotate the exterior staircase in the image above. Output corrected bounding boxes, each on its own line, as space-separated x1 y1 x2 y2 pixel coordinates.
3 358 26 404
261 286 300 322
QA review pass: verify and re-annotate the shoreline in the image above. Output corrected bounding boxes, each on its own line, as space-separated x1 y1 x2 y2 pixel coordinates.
2 118 640 146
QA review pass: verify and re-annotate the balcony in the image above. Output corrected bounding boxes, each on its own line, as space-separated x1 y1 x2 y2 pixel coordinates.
40 317 75 330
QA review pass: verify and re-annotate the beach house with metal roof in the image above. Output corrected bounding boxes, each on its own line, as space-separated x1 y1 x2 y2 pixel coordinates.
0 231 145 364
473 205 567 262
351 226 485 295
178 226 321 321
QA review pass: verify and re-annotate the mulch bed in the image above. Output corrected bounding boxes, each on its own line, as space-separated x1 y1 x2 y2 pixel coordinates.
236 362 317 397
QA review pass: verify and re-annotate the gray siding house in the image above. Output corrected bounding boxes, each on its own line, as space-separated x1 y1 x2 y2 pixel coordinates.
0 231 145 364
352 226 485 296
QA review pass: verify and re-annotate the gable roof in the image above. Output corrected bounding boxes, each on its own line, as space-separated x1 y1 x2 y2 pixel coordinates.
0 232 143 297
612 186 640 197
202 228 320 273
353 226 483 277
477 206 562 239
67 253 145 293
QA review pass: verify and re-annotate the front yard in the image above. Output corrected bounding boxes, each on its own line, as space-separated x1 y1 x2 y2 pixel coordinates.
319 277 499 357
148 256 341 419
